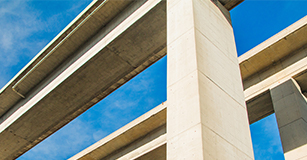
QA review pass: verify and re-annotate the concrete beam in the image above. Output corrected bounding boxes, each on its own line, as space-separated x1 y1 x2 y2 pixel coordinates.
246 90 274 124
69 103 166 160
240 16 307 101
133 144 166 160
0 0 243 158
0 0 166 159
0 0 134 117
239 16 307 123
0 0 240 119
113 130 166 160
218 0 244 10
270 79 307 160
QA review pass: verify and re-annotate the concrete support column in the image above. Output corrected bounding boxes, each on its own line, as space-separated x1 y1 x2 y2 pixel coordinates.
166 0 254 159
270 79 307 160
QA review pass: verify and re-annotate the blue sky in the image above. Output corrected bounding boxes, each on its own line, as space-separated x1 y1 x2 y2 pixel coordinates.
0 0 306 159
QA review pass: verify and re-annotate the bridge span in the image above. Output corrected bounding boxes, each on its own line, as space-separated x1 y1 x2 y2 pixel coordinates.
0 0 306 160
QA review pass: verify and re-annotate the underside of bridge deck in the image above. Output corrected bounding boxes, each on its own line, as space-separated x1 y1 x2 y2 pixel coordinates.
0 0 242 159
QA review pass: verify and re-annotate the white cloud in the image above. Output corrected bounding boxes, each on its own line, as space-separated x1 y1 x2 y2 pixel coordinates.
0 0 47 89
4 1 164 159
0 0 91 88
19 118 97 160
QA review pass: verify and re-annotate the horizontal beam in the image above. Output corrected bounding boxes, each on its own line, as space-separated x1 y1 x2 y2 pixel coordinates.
0 0 166 159
244 51 307 102
240 16 307 123
119 137 166 160
239 16 307 83
69 103 166 160
218 0 244 10
0 0 133 117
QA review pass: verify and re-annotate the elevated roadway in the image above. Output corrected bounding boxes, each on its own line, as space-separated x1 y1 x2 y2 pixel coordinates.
0 0 243 159
69 16 307 160
240 16 307 123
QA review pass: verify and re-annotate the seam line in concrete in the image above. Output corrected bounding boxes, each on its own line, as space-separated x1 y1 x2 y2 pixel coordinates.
167 26 195 45
279 117 307 129
8 130 29 143
195 27 239 66
107 46 135 67
168 122 253 159
167 122 201 142
201 123 254 159
245 58 307 101
167 69 198 88
198 70 246 109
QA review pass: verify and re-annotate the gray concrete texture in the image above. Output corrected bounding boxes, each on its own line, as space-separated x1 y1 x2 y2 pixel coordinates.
270 79 307 160
72 14 307 160
0 0 166 159
0 0 243 159
241 16 307 125
1 0 307 159
166 0 253 159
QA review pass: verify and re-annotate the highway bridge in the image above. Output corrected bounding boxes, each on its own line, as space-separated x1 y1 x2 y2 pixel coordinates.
0 0 306 159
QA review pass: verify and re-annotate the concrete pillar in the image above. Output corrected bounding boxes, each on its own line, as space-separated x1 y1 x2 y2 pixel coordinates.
270 79 307 160
166 0 254 159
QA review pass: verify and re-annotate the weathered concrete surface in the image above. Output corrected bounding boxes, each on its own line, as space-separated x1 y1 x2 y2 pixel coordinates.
217 0 243 10
245 90 274 124
0 0 241 120
0 0 166 159
240 16 307 124
0 0 133 118
166 0 253 159
0 0 243 159
270 79 307 160
294 70 307 98
70 7 307 160
69 103 166 160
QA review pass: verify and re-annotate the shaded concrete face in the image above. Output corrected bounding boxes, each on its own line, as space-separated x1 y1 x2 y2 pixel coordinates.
0 0 166 159
70 10 307 160
270 79 307 160
240 16 307 102
69 103 166 160
238 16 307 160
0 0 245 159
246 90 274 124
166 0 253 159
0 0 134 118
240 16 307 125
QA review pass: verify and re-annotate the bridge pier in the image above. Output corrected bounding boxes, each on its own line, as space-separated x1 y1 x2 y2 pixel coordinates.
270 78 307 160
166 0 254 159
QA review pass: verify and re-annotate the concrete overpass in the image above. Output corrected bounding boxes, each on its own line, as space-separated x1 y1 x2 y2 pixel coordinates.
0 0 306 159
242 16 307 160
68 15 307 160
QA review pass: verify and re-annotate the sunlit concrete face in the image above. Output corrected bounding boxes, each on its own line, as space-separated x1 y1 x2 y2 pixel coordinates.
70 11 307 160
2 0 307 159
0 0 166 159
240 16 307 159
69 103 167 160
166 0 254 159
241 16 307 124
0 0 246 159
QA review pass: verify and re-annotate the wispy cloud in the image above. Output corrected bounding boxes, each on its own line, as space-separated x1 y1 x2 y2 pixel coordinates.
5 0 166 159
0 0 92 88
0 0 45 51
0 0 46 89
19 118 103 160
